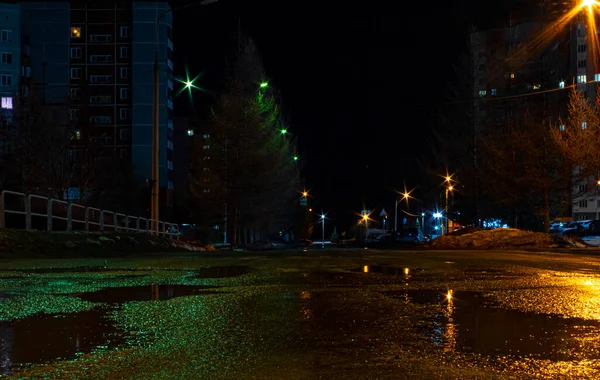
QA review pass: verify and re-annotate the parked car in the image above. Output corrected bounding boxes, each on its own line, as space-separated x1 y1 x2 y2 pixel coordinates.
559 221 585 236
549 222 564 233
590 220 600 235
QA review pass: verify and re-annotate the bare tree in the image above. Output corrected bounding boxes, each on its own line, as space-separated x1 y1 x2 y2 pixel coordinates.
551 88 600 176
480 111 569 232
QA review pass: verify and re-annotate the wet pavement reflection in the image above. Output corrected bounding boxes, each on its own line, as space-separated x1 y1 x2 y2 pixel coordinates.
77 284 220 303
384 289 600 360
0 309 123 375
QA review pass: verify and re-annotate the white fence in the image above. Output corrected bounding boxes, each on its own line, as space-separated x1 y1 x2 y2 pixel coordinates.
0 190 179 239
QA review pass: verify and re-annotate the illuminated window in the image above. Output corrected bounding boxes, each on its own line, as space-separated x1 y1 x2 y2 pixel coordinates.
559 81 565 88
167 160 173 170
533 84 541 90
187 129 194 136
510 73 515 79
559 125 565 131
203 134 210 138
1 97 12 109
203 145 210 150
74 130 81 140
478 90 486 97
167 180 174 189
595 74 600 82
491 89 496 95
71 27 81 38
583 121 587 129
578 75 587 84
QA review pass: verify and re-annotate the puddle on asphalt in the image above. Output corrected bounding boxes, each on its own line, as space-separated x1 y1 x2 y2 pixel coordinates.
384 290 600 360
77 284 219 303
0 309 124 375
194 265 253 278
352 265 423 276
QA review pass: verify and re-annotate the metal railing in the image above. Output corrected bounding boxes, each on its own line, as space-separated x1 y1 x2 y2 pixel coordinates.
0 190 179 239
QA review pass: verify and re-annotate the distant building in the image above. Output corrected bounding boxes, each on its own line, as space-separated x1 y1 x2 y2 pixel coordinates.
469 6 591 222
0 3 21 132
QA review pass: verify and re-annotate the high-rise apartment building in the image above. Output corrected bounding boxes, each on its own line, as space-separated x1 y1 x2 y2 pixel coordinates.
2 1 175 218
0 4 21 129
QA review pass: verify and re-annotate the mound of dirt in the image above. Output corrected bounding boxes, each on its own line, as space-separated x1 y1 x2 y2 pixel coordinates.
425 228 588 250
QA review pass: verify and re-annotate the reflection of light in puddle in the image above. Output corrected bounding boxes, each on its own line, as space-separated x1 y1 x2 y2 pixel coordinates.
383 289 600 360
0 309 125 375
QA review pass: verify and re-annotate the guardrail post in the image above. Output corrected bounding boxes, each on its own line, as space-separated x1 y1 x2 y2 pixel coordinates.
135 217 140 233
85 207 89 232
99 210 104 233
0 191 5 229
67 202 73 231
47 199 53 231
125 215 129 232
25 194 32 231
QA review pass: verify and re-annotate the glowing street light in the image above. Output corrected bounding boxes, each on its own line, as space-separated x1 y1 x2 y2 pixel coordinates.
259 82 269 88
319 211 327 248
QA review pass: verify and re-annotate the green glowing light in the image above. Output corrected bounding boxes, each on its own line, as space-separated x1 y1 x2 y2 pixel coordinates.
259 82 268 88
175 67 204 99
280 129 287 135
293 156 298 161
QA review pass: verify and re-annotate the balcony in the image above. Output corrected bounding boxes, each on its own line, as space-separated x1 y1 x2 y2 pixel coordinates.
90 55 112 63
90 96 111 104
90 116 112 125
90 75 112 84
89 34 112 43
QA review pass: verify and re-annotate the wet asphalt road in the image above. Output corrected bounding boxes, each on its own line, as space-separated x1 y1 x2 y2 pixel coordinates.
1 248 600 379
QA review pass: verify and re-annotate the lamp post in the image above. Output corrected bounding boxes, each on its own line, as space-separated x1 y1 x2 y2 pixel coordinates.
320 212 326 248
445 185 453 234
394 192 409 232
433 212 442 236
151 0 217 234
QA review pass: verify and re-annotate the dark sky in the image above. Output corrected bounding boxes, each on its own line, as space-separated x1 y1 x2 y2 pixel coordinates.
174 0 489 230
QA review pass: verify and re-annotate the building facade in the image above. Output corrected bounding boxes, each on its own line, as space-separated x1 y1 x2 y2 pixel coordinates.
2 1 175 219
0 4 21 129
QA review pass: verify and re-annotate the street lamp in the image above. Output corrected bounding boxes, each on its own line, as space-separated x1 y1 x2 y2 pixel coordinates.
319 212 326 248
151 0 217 234
433 212 442 236
394 191 410 232
445 185 453 234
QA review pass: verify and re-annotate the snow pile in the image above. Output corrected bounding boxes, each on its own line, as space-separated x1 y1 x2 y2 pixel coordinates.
426 228 587 250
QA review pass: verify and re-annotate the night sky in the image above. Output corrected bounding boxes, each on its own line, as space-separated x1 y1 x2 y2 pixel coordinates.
174 0 499 230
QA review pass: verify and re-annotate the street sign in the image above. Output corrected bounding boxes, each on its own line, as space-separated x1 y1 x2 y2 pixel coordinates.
361 210 371 215
379 208 387 216
300 198 307 206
